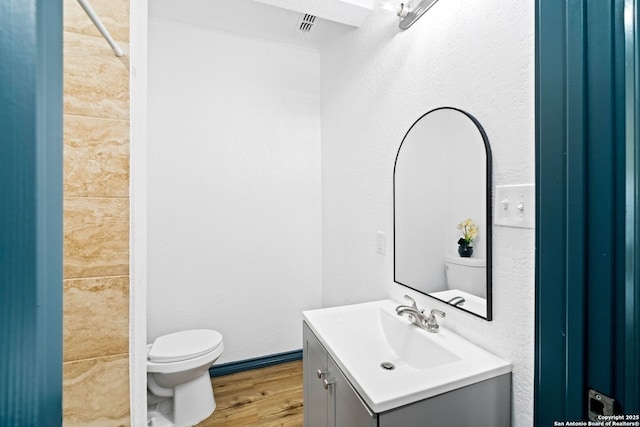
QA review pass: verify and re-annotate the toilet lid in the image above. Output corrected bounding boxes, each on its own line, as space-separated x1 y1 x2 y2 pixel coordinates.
148 329 223 363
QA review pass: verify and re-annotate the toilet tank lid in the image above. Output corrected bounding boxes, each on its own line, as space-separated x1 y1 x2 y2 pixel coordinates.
445 255 486 267
148 329 223 363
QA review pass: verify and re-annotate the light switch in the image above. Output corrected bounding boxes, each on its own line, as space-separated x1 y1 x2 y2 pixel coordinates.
376 231 386 255
494 184 535 229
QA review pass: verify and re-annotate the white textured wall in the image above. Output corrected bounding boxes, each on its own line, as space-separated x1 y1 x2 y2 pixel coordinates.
147 17 323 363
320 1 535 425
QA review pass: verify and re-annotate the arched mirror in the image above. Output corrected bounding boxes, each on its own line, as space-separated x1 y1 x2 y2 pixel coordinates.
394 107 492 320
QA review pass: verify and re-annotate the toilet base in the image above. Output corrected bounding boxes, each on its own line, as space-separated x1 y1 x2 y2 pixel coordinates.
148 408 173 427
148 393 173 427
147 372 216 427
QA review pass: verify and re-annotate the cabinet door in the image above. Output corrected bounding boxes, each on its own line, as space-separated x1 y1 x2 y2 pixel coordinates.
304 324 329 427
327 357 377 427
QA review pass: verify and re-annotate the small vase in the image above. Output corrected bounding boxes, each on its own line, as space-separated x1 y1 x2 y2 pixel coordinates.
458 244 473 258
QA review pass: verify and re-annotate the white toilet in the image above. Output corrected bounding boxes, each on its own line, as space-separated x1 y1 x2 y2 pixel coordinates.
445 255 487 298
147 329 224 427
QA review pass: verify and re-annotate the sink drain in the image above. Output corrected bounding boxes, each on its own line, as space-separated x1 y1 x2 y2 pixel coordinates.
380 362 395 370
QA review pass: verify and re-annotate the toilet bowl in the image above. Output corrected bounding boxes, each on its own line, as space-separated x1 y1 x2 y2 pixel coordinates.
147 329 224 427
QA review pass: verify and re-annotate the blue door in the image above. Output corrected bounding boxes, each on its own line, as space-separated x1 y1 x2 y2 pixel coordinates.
0 1 63 425
536 0 640 423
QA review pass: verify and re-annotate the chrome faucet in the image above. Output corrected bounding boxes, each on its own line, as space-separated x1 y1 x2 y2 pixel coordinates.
395 295 426 328
446 296 466 307
395 295 446 333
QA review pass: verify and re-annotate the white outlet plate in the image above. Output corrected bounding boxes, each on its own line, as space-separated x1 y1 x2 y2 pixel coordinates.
494 184 535 229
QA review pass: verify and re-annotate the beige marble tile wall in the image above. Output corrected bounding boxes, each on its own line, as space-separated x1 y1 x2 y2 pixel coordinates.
62 0 131 425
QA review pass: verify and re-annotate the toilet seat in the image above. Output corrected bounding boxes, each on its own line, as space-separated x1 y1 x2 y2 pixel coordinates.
148 329 223 363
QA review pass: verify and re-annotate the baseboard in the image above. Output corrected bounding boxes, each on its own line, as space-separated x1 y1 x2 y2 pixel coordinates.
209 349 303 377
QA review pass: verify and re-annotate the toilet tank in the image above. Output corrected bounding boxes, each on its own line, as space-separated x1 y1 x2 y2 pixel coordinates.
445 255 487 298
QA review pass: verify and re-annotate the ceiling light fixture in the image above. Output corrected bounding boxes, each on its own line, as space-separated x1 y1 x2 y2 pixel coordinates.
380 0 442 30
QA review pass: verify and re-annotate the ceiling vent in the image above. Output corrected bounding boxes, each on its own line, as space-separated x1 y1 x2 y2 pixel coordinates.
298 14 316 33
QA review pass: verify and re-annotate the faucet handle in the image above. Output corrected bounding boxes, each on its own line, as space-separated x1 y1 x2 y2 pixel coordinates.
430 309 446 318
425 309 446 333
403 295 418 309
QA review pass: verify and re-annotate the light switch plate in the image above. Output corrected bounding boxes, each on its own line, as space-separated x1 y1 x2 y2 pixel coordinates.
494 184 535 229
376 231 386 255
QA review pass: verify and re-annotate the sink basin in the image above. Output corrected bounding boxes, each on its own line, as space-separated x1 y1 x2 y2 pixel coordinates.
379 308 459 369
303 299 512 413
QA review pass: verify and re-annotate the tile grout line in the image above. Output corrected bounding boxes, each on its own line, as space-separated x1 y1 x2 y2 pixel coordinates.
63 29 130 47
63 112 130 124
64 274 130 281
63 352 130 365
64 196 130 200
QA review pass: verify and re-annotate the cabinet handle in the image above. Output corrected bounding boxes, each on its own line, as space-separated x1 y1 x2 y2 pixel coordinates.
323 379 334 389
316 369 327 379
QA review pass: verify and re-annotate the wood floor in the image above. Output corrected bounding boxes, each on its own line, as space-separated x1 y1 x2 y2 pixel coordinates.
198 360 304 426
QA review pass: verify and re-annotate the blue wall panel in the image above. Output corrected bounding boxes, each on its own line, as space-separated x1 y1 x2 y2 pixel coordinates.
536 0 640 422
0 0 63 425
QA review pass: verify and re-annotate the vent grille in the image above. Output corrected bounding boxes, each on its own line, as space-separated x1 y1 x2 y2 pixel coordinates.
299 14 316 33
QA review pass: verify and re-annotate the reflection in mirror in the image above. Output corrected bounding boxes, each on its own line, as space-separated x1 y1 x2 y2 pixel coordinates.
393 107 492 320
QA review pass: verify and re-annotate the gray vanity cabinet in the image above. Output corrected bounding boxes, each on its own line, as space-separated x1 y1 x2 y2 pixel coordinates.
304 321 329 426
303 322 512 427
328 356 377 427
304 323 377 427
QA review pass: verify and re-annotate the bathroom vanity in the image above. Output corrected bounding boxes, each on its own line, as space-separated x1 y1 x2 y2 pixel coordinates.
303 300 512 427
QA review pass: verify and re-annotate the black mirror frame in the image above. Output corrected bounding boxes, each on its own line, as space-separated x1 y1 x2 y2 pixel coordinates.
393 106 493 320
